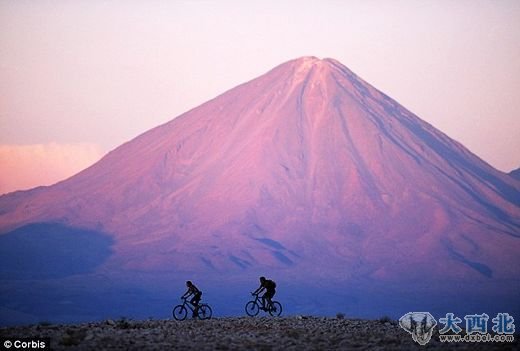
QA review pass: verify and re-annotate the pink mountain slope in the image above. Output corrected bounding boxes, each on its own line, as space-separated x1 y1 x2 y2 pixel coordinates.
0 57 519 286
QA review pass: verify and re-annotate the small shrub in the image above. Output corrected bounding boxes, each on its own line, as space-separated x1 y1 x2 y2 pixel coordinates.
60 335 79 346
116 317 132 329
379 315 392 324
336 312 345 320
286 329 301 339
60 329 86 346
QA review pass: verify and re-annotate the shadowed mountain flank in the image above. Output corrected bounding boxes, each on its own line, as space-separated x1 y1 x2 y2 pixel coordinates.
0 223 113 280
510 167 520 181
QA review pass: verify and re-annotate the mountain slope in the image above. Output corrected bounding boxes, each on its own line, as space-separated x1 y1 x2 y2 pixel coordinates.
0 57 519 324
510 167 520 180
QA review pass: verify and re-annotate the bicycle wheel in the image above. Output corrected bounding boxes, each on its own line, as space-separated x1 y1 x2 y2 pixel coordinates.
245 301 260 316
268 301 282 317
172 305 188 321
198 304 213 320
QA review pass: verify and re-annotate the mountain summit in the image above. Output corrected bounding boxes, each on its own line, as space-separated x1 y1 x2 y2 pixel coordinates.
1 57 519 324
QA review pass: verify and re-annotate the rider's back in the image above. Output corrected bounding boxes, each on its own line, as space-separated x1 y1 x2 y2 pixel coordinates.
264 279 276 291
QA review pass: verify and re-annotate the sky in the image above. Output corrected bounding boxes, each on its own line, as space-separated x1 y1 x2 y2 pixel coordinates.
1 0 519 194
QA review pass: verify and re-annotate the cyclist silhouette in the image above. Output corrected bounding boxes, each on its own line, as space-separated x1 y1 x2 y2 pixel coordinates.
252 276 276 310
181 281 202 317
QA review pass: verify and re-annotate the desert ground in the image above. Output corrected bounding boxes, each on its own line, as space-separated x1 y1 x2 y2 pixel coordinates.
1 316 518 350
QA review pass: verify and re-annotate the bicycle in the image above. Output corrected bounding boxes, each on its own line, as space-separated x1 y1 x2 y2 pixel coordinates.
245 292 282 317
172 297 213 320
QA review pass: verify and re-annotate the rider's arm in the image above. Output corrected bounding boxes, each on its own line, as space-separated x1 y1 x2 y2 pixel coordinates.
253 285 264 295
181 289 191 298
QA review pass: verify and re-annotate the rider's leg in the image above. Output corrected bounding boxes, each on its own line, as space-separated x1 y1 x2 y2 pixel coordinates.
190 297 198 318
191 293 201 318
266 291 274 310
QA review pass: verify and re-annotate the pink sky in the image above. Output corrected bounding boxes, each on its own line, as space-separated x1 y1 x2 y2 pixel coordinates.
0 143 103 194
1 0 519 194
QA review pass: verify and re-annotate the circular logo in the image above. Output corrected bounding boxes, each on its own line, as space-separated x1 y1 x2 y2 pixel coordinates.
3 340 12 349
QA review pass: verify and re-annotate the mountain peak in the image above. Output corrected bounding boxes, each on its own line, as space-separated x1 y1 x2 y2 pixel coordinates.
278 56 342 94
290 56 337 72
290 56 349 70
293 55 321 66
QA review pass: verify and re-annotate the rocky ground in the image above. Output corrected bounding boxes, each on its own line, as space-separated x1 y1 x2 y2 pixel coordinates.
1 316 518 350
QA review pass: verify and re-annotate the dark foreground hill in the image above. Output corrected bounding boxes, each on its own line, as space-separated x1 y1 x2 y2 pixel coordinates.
0 316 517 350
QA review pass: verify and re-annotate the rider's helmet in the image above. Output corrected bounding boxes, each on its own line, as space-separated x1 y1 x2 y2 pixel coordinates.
259 276 266 283
186 280 192 287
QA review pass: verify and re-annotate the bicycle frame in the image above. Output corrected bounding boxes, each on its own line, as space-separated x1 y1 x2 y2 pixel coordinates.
180 297 199 313
253 293 273 308
173 297 212 320
245 292 282 317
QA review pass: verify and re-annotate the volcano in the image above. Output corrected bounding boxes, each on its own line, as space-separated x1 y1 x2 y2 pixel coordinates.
1 57 519 325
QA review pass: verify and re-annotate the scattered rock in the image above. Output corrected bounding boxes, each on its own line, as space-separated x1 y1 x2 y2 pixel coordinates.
0 317 517 350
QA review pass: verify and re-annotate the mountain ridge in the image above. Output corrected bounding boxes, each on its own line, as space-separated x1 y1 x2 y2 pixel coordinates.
509 167 520 180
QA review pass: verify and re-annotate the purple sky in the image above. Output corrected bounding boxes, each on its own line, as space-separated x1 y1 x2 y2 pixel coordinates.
1 0 519 194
